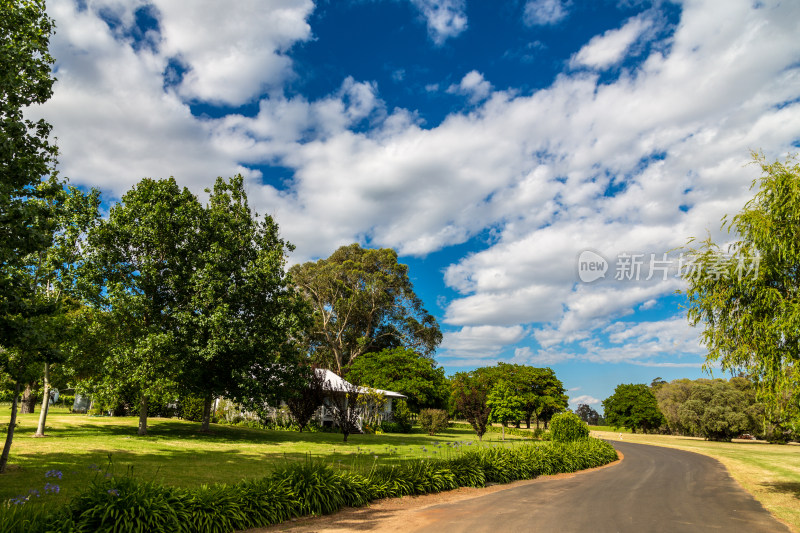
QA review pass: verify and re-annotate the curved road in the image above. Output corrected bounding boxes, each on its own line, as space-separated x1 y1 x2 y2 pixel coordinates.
407 440 789 533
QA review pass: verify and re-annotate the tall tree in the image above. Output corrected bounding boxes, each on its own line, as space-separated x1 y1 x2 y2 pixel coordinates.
346 347 448 411
0 0 60 474
182 175 308 431
575 404 600 425
290 244 441 374
683 153 800 441
86 178 203 436
487 380 524 440
602 383 664 433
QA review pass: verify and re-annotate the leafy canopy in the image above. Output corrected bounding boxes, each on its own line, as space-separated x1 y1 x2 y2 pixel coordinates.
345 347 448 411
290 244 441 374
682 153 800 438
602 383 664 433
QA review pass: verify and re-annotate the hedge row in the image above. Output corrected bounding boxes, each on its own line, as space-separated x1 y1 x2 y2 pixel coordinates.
0 439 617 533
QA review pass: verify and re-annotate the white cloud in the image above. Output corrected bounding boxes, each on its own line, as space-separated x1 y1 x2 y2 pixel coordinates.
571 14 653 70
570 394 600 406
440 325 528 359
33 0 800 367
155 0 314 105
409 0 468 45
523 0 569 27
447 70 493 103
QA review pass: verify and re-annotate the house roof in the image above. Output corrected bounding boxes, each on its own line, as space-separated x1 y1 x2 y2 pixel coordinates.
316 369 407 399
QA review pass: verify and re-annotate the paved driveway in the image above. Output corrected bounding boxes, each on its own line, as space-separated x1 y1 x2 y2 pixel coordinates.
408 440 789 532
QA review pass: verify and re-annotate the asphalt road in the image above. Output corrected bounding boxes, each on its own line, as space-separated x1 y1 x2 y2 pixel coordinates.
408 440 790 533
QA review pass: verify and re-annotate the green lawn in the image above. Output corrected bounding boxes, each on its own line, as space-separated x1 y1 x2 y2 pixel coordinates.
591 428 800 532
0 407 528 505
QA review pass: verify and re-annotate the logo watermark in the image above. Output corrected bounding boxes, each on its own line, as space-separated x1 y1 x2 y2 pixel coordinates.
577 250 609 283
577 250 760 283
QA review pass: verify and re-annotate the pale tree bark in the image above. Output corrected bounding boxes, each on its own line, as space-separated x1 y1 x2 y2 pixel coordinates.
0 382 22 474
138 395 148 436
34 362 50 437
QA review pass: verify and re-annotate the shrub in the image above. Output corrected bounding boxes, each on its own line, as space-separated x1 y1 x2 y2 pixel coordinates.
418 409 448 435
0 440 618 532
390 399 414 433
179 395 206 422
550 412 589 442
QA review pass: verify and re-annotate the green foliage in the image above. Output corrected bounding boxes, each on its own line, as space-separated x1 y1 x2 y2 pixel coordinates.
346 347 449 411
0 437 618 532
290 244 442 374
85 178 205 436
450 422 535 440
574 403 600 425
603 383 665 433
487 380 525 438
682 153 800 439
285 367 326 432
550 412 589 442
182 175 309 431
179 395 206 423
418 409 448 436
655 378 764 441
389 398 414 433
450 371 492 440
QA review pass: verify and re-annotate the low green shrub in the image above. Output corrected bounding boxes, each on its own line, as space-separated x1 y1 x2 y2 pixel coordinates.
179 395 206 422
550 412 590 442
0 439 617 533
418 409 449 436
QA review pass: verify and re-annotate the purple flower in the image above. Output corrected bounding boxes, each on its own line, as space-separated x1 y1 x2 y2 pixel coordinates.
107 489 119 496
44 483 60 494
45 469 63 479
28 489 40 498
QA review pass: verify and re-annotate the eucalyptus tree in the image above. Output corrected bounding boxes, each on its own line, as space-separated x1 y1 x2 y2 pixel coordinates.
290 244 441 374
86 178 203 436
683 153 800 441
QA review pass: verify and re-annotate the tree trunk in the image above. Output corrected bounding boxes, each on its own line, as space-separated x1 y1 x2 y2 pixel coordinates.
35 363 50 437
200 393 212 432
525 415 531 429
501 424 505 440
20 383 37 414
0 382 22 474
138 395 148 436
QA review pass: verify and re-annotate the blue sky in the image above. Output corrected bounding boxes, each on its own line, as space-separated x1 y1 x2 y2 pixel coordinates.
34 0 800 409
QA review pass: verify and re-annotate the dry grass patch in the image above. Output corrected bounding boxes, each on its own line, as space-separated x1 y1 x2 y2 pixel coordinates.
592 429 800 532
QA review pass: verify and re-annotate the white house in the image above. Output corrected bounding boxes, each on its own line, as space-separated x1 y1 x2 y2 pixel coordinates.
315 369 406 430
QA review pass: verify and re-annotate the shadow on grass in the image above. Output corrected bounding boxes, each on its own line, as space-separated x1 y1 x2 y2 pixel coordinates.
9 416 486 448
761 482 800 499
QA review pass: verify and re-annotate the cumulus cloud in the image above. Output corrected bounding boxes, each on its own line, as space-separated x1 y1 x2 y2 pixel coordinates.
571 14 653 69
447 70 493 103
523 0 569 26
570 394 600 406
439 325 528 363
156 0 314 105
33 0 800 368
409 0 468 45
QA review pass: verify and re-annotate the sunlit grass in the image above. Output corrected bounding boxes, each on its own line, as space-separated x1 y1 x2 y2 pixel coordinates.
0 407 528 505
592 428 800 532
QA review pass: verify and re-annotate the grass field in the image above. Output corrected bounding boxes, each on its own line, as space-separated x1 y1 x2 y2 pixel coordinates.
591 427 800 532
0 407 529 505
